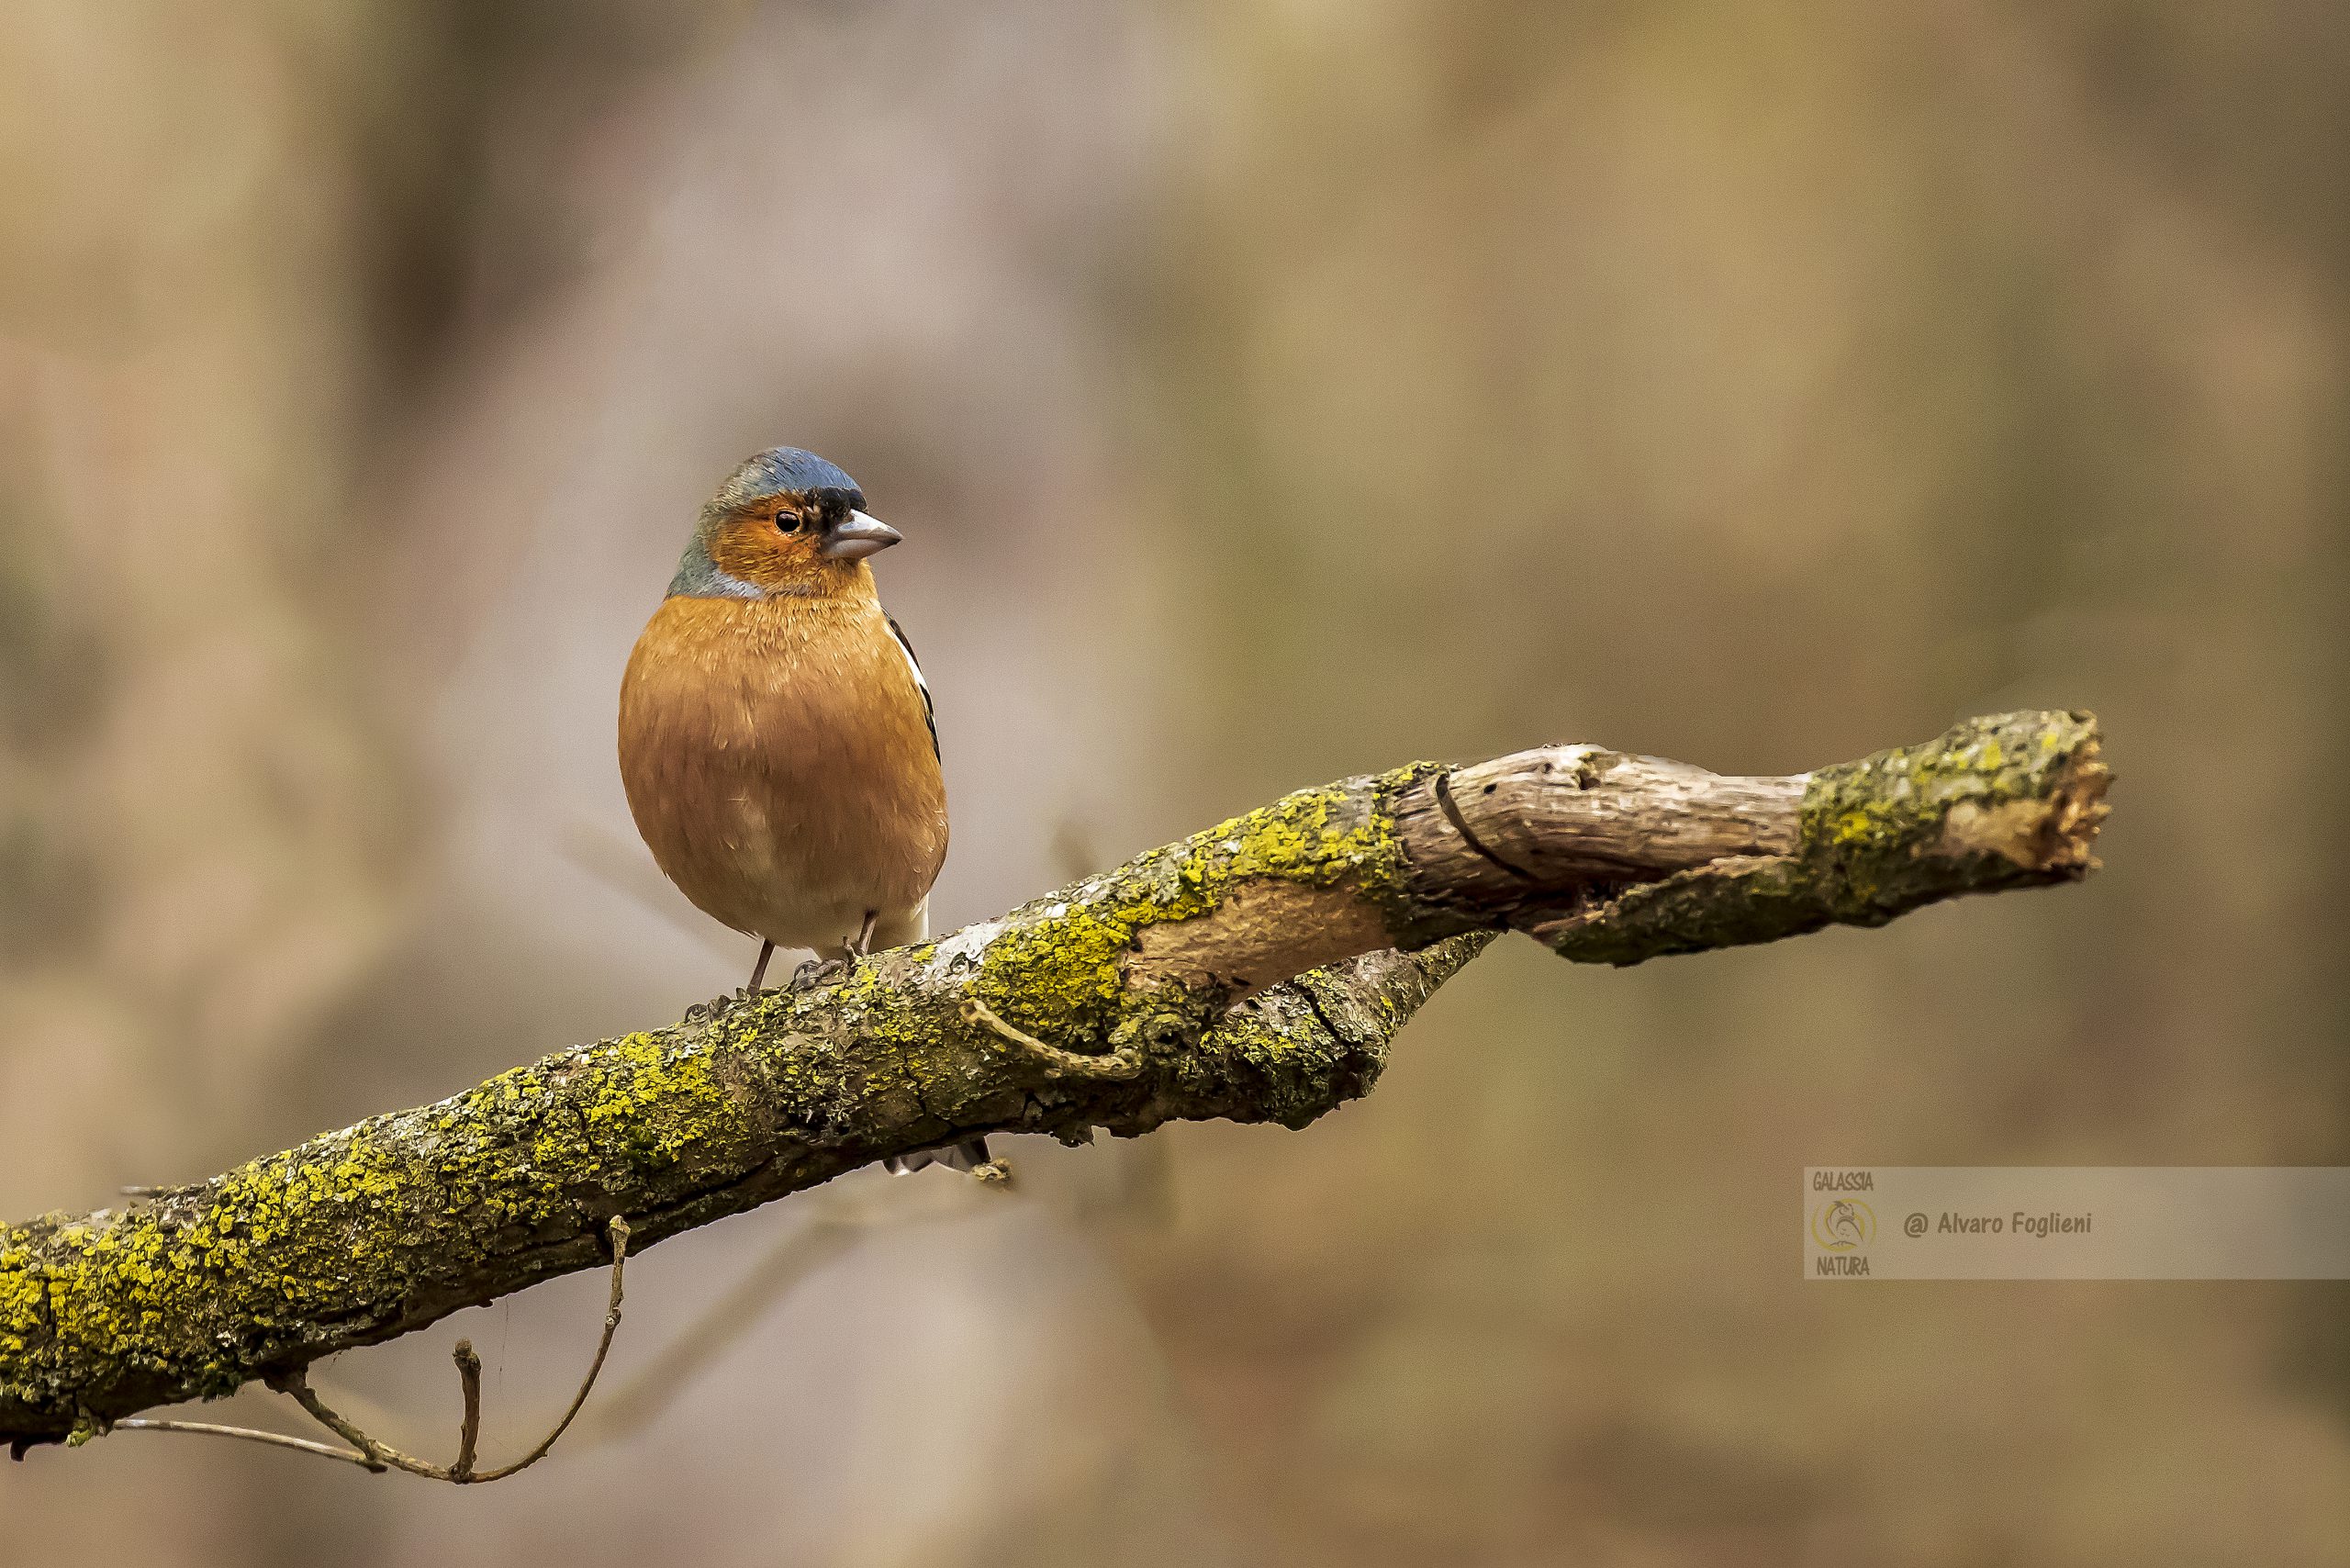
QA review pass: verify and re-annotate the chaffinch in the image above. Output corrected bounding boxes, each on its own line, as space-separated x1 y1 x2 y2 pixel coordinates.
618 447 982 1173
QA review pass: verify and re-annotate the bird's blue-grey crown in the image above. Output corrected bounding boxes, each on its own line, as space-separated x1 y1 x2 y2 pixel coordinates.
702 447 864 521
671 447 870 599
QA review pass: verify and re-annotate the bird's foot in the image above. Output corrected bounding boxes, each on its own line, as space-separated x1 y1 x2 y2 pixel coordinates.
793 915 879 996
688 984 774 1025
789 957 850 992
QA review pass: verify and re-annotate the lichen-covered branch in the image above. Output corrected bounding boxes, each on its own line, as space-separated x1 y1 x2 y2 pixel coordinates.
0 710 2107 1447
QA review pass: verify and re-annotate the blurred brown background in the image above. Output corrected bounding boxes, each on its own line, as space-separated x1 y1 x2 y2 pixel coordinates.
4 3 2346 1564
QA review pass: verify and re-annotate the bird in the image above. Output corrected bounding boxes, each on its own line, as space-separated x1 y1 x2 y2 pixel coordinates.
618 446 985 1174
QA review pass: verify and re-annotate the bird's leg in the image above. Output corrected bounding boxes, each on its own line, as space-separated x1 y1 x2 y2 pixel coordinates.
745 939 776 993
849 910 878 959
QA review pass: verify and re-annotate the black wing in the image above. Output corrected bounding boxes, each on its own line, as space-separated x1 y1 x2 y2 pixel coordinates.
886 615 939 762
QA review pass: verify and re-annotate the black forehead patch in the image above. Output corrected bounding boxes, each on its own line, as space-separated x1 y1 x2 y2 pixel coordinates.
806 485 867 520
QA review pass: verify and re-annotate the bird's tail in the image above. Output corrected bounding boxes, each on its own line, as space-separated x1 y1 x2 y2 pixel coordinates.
884 1137 992 1176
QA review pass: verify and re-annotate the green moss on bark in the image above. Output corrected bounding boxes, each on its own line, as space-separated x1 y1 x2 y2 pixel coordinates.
0 1019 781 1433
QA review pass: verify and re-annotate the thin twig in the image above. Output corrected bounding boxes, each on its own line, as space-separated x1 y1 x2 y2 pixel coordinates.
111 1418 386 1471
450 1340 483 1482
222 1215 633 1483
272 1368 443 1477
581 1210 848 1445
577 1176 1008 1447
465 1215 630 1483
961 998 1144 1080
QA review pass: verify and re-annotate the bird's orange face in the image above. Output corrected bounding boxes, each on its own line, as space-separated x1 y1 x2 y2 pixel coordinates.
666 451 901 601
706 492 865 597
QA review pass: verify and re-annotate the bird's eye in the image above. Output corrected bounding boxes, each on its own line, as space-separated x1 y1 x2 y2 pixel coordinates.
776 510 805 534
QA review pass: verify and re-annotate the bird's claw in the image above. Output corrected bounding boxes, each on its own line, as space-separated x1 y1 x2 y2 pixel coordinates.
789 957 850 992
688 985 773 1025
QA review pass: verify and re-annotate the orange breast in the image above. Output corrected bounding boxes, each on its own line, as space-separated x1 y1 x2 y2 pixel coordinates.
617 588 948 951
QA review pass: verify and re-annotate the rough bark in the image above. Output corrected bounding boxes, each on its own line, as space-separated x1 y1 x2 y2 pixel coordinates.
0 710 2108 1447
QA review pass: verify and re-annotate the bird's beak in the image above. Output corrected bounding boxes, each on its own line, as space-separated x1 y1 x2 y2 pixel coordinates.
821 510 902 560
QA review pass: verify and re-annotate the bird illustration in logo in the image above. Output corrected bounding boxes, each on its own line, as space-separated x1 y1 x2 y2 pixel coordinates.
1813 1199 1875 1249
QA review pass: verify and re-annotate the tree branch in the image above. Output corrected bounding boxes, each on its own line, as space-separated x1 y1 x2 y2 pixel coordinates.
0 710 2106 1449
